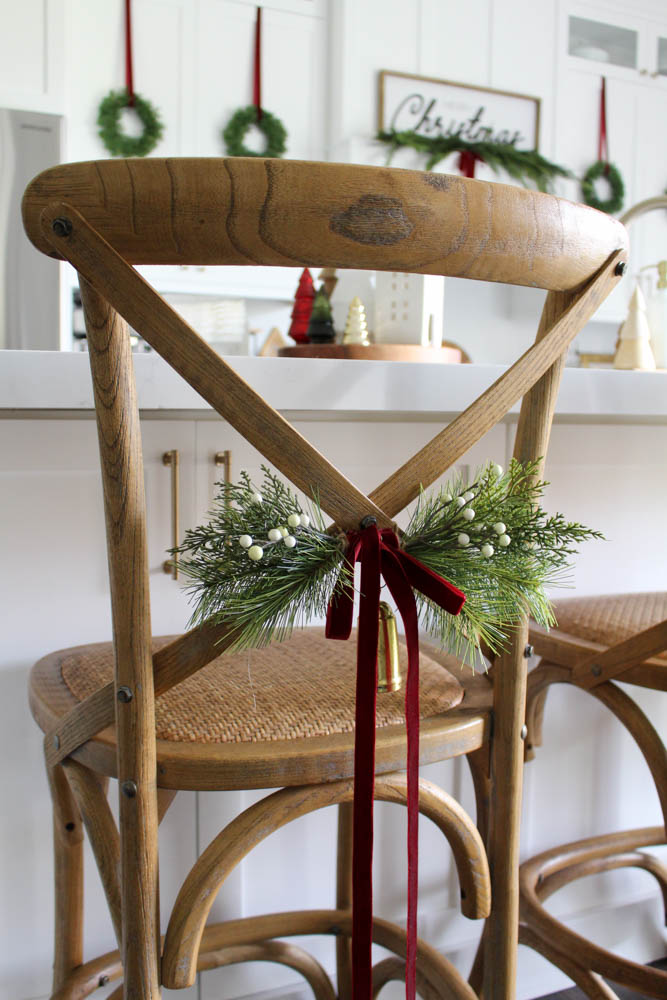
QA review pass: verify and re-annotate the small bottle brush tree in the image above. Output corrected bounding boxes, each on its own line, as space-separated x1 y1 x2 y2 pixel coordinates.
307 288 337 344
288 268 316 344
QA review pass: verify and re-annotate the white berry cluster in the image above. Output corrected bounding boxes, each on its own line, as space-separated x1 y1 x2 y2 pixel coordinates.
451 465 519 558
238 496 311 562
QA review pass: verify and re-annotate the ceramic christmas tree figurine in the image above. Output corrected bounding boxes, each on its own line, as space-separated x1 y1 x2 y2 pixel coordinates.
343 296 371 345
613 284 656 370
288 268 316 344
307 288 336 344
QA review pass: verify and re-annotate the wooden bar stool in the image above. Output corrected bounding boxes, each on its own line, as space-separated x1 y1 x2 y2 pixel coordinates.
521 593 667 998
22 157 626 1000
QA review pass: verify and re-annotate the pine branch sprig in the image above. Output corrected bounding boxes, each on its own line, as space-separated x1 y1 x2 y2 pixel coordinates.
402 459 603 660
174 462 602 663
174 467 349 651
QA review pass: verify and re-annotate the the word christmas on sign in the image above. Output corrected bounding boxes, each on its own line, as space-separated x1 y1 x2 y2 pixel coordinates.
378 70 539 151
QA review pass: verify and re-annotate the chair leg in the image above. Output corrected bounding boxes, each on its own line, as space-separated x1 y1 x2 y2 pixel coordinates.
336 801 354 1000
482 623 529 1000
48 759 84 993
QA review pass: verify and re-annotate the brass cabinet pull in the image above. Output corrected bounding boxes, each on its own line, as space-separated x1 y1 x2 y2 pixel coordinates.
214 450 232 507
214 449 232 482
162 450 180 579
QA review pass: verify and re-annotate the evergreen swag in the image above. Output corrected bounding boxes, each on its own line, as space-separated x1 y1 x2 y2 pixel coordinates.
174 461 602 663
97 89 164 157
376 129 571 191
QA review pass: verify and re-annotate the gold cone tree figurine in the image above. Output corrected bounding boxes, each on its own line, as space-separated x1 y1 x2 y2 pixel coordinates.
343 296 371 345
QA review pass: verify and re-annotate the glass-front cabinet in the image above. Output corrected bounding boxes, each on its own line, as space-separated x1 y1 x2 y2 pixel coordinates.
564 3 667 84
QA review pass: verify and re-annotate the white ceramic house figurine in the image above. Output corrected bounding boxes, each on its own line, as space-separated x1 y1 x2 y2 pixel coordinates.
613 284 656 370
374 272 445 347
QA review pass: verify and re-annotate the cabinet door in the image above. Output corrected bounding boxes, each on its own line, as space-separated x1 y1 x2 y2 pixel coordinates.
561 3 647 82
0 0 64 113
0 418 199 999
196 0 327 160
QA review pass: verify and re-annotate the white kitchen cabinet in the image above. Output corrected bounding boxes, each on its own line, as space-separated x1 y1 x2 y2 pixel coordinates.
0 417 198 1000
0 0 64 113
555 3 667 326
562 2 667 82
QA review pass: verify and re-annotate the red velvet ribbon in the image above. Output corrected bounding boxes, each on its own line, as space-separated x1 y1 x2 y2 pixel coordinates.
599 77 609 175
326 522 465 1000
458 149 484 178
125 0 134 107
253 7 262 122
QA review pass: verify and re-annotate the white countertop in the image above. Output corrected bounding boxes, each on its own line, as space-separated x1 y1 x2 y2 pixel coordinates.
1 350 666 422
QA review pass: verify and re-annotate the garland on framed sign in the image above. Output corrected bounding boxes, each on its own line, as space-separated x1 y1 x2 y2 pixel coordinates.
174 460 601 663
97 1 164 158
222 6 287 158
376 129 572 192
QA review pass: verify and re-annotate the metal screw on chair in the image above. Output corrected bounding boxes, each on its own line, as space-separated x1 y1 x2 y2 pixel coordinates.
524 644 534 658
121 780 137 798
614 261 627 277
98 975 110 987
52 217 72 238
360 515 378 529
117 686 133 703
591 664 602 677
53 734 60 750
520 724 528 740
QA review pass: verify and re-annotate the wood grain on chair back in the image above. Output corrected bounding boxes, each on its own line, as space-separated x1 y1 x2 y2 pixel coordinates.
23 158 626 290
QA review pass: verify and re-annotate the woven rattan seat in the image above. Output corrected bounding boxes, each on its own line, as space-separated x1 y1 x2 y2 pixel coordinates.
42 629 464 745
551 592 667 661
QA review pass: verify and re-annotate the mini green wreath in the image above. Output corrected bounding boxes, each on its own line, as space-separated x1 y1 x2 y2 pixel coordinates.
97 88 164 157
581 160 625 214
223 105 287 158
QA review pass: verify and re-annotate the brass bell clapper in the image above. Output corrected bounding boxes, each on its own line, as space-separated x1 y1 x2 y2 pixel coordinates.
377 601 402 693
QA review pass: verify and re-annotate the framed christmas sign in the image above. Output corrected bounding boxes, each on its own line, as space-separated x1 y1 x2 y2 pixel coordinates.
378 70 541 151
376 71 568 190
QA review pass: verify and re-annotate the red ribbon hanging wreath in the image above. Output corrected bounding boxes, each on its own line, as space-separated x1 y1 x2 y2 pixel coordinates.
125 0 134 106
326 520 465 1000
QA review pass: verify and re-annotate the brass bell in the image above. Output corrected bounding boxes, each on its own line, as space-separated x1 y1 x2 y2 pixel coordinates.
377 602 402 693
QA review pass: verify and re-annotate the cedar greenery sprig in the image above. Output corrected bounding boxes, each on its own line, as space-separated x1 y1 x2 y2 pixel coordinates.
376 129 571 191
174 468 349 651
402 460 603 661
174 462 602 661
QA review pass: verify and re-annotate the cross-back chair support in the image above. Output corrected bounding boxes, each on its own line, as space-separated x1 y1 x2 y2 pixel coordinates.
23 158 626 1000
520 615 667 999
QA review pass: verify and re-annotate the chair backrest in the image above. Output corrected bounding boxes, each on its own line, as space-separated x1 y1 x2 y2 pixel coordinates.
23 157 627 997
